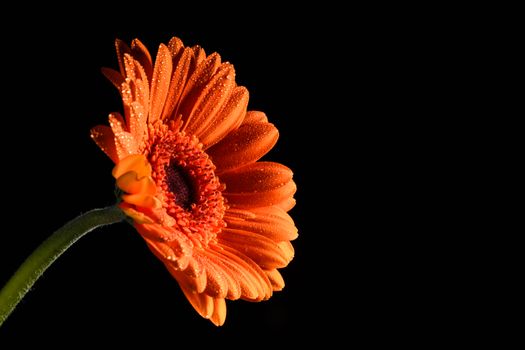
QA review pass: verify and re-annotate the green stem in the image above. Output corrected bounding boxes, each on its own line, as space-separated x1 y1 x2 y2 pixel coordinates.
0 206 126 326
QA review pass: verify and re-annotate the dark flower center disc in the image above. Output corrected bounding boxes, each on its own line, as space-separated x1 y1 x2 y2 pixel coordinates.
165 164 194 210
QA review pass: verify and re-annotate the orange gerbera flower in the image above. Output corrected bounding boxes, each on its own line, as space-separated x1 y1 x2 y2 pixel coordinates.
91 37 297 326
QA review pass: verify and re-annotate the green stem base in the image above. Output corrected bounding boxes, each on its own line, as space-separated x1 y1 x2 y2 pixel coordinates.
0 206 125 326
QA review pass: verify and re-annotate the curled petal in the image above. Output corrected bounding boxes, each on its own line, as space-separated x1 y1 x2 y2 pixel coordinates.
116 171 156 195
112 154 151 179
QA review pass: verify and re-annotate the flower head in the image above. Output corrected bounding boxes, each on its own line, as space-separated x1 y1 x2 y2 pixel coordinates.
91 37 297 325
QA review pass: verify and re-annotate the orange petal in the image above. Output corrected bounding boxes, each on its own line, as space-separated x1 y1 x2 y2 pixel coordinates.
122 54 150 113
265 269 285 291
120 81 133 126
221 162 292 193
118 204 154 224
221 162 296 208
184 64 236 137
178 53 221 126
199 86 249 148
208 122 279 174
116 171 156 195
101 67 124 89
168 37 184 58
181 258 207 293
135 222 175 242
148 44 173 123
122 193 161 209
112 154 151 179
179 284 226 326
131 38 153 82
140 226 193 267
216 244 272 300
108 113 138 158
200 249 241 300
191 45 207 68
222 208 257 220
218 229 289 269
133 60 150 109
277 197 296 211
180 286 214 319
194 254 229 299
210 298 226 326
129 102 147 148
208 244 262 300
115 38 131 76
250 206 296 226
243 111 268 124
278 241 295 263
211 244 271 301
161 48 192 121
225 181 296 209
90 125 118 163
224 206 298 242
123 53 137 81
151 244 190 271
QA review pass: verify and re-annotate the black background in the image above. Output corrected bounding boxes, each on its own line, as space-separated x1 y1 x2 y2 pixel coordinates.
0 8 358 346
0 6 490 346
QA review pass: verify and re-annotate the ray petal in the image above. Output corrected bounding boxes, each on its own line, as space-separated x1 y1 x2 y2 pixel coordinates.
218 229 289 269
149 44 173 124
208 121 279 173
90 125 118 163
131 38 153 82
199 86 249 148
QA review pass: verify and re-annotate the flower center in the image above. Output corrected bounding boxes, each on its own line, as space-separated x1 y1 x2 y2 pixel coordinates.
149 130 226 246
165 164 193 210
